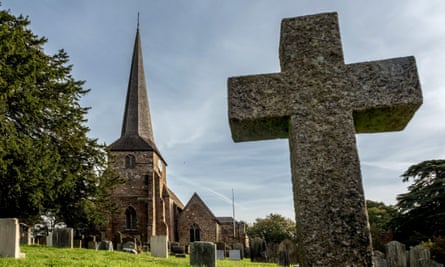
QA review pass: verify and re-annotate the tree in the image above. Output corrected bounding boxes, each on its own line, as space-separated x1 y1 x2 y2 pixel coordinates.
366 200 398 251
391 160 445 245
247 213 296 244
0 9 122 229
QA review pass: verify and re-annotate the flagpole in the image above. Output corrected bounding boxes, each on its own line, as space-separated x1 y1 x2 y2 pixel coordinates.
232 188 236 238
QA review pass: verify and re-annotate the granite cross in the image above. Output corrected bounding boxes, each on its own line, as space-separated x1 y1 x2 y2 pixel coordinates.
228 12 422 266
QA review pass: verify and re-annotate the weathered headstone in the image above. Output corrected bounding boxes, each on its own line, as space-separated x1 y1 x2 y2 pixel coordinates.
87 235 97 250
112 232 123 251
250 237 267 262
150 235 168 258
190 241 216 267
232 242 244 259
0 218 25 258
385 241 407 267
374 250 389 267
123 241 137 254
19 223 32 245
97 240 113 251
217 250 225 260
228 12 422 266
52 228 74 248
229 249 241 261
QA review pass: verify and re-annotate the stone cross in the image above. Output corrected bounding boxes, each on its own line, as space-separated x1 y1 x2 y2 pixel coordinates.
228 12 422 266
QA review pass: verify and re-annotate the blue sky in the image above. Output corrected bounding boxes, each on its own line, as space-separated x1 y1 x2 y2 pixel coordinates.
3 1 445 223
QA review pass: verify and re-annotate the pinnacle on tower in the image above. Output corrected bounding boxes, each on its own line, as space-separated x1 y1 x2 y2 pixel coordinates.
110 25 160 155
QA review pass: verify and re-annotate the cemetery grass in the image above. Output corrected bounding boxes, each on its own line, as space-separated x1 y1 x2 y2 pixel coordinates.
0 245 276 267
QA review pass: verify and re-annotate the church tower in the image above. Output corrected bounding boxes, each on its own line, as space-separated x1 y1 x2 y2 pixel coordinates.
107 25 183 243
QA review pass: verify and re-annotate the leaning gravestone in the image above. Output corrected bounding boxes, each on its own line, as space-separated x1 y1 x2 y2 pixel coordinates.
123 241 137 254
52 228 74 248
190 241 216 267
228 12 422 266
150 235 168 258
0 218 25 258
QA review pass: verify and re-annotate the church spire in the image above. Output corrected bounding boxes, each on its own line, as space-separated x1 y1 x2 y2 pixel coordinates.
110 23 161 155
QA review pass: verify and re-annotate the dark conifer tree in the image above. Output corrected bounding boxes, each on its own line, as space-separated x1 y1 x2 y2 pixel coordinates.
0 9 122 229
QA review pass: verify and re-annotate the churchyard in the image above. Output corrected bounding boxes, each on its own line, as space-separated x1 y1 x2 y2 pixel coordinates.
0 245 276 267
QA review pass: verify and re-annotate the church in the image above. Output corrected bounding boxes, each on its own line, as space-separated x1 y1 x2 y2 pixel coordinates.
103 25 247 248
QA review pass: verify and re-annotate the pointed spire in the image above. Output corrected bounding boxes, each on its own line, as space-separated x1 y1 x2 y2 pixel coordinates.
110 21 162 157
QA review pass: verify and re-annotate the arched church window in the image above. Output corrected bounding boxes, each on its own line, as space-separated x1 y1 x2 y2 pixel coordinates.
125 154 136 169
125 206 137 229
189 223 200 242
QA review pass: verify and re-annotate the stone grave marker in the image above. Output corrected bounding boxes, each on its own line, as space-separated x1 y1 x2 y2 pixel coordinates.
229 249 241 261
52 228 73 248
190 241 216 267
385 241 407 267
373 250 388 267
46 231 53 247
0 218 25 258
86 235 97 250
112 232 123 251
97 240 113 251
19 223 32 245
123 241 137 254
233 242 244 259
228 12 422 266
150 235 168 258
217 249 225 260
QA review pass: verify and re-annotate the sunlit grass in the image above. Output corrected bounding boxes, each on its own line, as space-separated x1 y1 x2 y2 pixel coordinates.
0 245 276 267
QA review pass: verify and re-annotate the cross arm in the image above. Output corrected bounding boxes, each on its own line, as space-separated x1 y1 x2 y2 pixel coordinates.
350 56 423 133
228 73 293 142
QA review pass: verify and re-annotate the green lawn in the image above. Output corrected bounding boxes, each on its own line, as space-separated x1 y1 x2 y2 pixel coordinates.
0 245 276 267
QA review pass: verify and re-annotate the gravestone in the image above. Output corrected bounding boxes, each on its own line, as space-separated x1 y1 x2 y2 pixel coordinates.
250 237 267 262
97 240 113 251
52 228 74 248
87 235 97 250
228 12 422 266
217 249 225 260
112 232 123 251
150 235 168 258
233 242 244 259
0 218 25 258
19 223 32 245
46 232 53 247
123 241 137 254
190 241 216 267
386 241 407 267
374 250 389 267
229 249 241 261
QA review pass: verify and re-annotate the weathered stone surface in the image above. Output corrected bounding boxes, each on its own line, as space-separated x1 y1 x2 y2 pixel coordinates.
385 241 407 267
190 241 216 267
374 250 389 267
150 235 168 258
228 12 422 266
0 218 25 258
